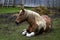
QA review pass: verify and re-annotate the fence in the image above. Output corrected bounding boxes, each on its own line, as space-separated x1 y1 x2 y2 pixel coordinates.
0 0 60 8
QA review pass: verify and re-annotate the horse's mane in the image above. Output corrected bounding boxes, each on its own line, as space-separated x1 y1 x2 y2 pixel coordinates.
24 9 45 23
24 9 41 17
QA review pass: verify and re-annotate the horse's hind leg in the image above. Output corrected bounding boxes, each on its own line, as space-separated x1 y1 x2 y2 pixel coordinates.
38 27 44 35
48 25 52 32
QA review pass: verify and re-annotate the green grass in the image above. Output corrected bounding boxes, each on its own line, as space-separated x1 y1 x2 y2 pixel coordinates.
0 18 60 40
0 7 33 14
0 7 20 14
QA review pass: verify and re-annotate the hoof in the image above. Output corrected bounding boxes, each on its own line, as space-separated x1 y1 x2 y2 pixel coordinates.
22 29 27 36
26 33 31 37
26 32 35 37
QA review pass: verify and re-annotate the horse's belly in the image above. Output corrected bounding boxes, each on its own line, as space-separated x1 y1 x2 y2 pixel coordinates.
36 21 46 31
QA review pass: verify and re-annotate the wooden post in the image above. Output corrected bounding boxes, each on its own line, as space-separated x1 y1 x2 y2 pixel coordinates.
7 0 9 7
2 0 5 8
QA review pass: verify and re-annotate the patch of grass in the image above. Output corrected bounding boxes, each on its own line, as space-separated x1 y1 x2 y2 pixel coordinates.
0 7 20 14
25 7 33 10
0 18 60 40
0 7 33 14
33 6 50 15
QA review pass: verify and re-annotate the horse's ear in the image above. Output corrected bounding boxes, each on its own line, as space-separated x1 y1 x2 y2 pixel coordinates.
21 8 25 12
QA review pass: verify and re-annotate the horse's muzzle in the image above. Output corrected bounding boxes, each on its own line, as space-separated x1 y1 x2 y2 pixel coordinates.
15 21 20 25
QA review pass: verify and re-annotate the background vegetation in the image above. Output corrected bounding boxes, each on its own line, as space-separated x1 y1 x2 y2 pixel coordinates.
0 7 20 14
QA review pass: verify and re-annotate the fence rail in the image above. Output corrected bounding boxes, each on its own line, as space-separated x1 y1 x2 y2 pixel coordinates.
0 0 60 8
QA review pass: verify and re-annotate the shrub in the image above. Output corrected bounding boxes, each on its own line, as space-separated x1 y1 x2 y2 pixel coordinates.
33 6 50 15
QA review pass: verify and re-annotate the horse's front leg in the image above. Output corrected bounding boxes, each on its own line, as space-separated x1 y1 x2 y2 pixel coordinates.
26 26 35 37
22 29 27 36
26 24 38 37
21 25 31 36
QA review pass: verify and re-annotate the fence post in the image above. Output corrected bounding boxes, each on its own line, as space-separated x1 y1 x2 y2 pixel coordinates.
21 0 24 8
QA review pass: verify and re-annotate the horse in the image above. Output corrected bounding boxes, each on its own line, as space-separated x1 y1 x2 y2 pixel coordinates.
15 9 52 37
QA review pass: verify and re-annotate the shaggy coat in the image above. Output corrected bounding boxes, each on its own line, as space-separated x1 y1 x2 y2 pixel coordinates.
15 9 52 37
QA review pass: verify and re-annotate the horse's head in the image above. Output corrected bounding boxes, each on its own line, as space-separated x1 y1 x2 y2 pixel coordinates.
15 9 27 25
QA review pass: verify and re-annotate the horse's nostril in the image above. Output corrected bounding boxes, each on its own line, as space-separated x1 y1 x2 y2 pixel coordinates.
15 21 19 25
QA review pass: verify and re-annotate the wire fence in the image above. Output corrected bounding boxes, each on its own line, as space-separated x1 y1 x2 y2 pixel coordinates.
0 0 60 15
0 0 60 8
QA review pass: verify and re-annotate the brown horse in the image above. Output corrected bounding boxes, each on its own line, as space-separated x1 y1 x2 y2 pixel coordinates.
15 9 52 37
